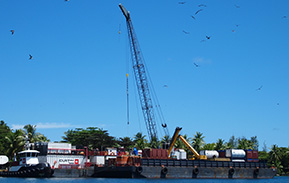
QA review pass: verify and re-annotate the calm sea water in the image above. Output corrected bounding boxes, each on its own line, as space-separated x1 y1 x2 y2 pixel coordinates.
0 177 288 183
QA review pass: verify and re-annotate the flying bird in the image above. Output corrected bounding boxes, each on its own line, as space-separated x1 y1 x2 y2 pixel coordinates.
235 4 240 8
198 4 207 7
191 15 196 20
162 123 167 128
232 25 239 32
282 16 287 19
256 85 263 91
10 30 15 35
163 85 168 88
29 54 33 60
182 30 190 34
206 36 211 39
178 2 186 4
195 9 203 15
65 0 70 1
193 63 199 67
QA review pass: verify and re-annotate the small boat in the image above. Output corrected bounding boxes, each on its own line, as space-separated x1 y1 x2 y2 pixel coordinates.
0 149 54 178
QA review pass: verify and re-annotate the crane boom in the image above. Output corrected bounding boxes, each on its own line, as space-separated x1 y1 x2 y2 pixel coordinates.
119 3 158 142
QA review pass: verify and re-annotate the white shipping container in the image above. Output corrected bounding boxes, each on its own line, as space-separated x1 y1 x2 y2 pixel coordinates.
91 156 105 165
48 142 72 154
171 149 186 160
225 149 246 158
48 142 72 149
39 155 85 168
200 150 219 159
179 149 187 160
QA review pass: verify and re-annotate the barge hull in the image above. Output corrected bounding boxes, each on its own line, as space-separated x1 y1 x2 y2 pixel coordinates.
92 159 276 179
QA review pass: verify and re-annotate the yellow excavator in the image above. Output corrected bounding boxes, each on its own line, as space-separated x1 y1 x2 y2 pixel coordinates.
167 127 207 160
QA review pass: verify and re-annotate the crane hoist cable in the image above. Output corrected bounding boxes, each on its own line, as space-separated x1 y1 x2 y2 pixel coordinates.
126 73 129 125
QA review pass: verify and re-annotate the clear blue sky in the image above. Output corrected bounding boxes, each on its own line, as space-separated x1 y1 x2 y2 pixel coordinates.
1 0 289 149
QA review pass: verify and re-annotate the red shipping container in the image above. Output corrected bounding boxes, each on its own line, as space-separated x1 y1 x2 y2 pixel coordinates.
252 150 259 159
142 148 152 158
246 150 253 159
161 149 168 159
157 149 162 159
152 149 157 158
218 151 226 158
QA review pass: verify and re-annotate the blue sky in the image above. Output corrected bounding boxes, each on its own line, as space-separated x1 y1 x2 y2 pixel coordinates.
1 0 289 149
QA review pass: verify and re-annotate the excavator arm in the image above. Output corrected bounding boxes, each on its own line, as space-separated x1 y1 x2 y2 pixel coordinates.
167 127 182 156
179 135 207 160
168 127 207 160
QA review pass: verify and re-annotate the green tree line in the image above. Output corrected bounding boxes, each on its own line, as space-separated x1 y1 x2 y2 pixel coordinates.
0 120 49 159
1 121 288 175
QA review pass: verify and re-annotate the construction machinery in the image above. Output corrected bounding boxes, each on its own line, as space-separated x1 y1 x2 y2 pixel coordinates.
168 127 207 160
119 4 169 142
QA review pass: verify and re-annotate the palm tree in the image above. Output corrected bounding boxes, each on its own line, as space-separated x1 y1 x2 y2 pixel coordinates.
149 136 159 149
215 138 225 150
5 129 25 159
250 136 259 150
160 135 170 149
226 135 238 149
118 137 134 151
134 132 148 150
203 143 216 150
237 137 253 150
191 132 205 152
269 145 283 175
0 121 12 154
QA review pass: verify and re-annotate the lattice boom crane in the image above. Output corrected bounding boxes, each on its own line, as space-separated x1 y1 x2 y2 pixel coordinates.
119 3 158 142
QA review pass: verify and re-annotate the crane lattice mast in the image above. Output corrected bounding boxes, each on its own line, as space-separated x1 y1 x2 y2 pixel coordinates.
119 3 158 142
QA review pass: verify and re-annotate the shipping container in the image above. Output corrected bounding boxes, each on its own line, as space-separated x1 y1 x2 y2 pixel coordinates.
91 156 105 166
39 154 85 169
142 148 168 159
245 150 253 159
252 150 259 159
218 150 226 158
225 149 246 158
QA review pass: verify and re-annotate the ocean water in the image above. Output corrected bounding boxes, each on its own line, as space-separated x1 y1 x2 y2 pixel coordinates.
0 177 288 183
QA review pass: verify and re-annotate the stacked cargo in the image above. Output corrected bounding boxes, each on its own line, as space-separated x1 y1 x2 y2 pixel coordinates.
245 150 259 162
114 156 141 167
142 148 168 159
170 149 187 160
225 149 246 162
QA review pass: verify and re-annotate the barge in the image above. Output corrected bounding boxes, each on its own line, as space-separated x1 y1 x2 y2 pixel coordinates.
92 158 276 179
14 140 276 179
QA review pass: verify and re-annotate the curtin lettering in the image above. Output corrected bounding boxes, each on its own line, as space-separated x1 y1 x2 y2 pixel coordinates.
58 158 75 164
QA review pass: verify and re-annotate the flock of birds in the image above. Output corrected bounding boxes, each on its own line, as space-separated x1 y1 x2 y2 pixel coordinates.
168 1 287 101
178 2 242 42
10 30 33 60
7 1 286 104
8 0 72 60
